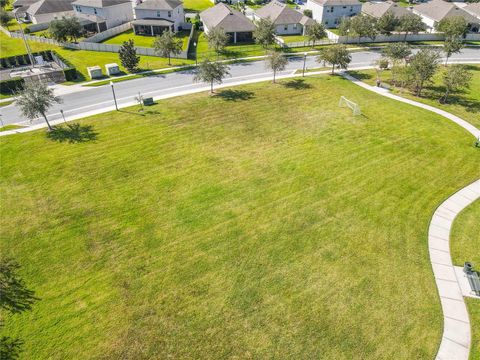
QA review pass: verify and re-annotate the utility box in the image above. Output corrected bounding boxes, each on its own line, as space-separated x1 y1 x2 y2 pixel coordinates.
143 97 154 106
87 66 103 79
105 63 120 76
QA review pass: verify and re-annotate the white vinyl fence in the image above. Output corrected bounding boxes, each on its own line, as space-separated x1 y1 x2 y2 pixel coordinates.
326 30 480 44
7 27 189 58
275 36 335 48
83 22 131 43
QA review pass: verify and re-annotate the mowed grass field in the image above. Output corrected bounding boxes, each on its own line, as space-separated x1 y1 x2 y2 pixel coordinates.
451 201 480 360
1 75 480 359
348 65 480 129
102 29 191 50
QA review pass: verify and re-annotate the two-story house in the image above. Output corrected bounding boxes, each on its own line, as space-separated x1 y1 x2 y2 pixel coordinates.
254 0 314 35
24 0 75 24
72 0 133 32
306 0 361 28
133 0 185 36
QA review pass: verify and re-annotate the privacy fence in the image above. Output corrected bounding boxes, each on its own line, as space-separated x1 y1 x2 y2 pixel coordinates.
326 30 480 44
2 23 191 59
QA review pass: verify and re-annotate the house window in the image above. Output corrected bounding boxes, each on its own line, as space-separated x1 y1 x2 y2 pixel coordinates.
350 6 353 11
168 11 172 17
284 25 288 30
325 20 329 25
93 8 97 14
75 5 81 12
157 10 161 17
293 23 297 29
342 6 346 8
330 6 334 11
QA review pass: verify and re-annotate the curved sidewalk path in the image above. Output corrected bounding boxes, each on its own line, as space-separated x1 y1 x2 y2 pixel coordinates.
343 72 480 360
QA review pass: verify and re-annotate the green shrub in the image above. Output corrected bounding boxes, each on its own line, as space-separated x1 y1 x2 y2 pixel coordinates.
0 77 25 95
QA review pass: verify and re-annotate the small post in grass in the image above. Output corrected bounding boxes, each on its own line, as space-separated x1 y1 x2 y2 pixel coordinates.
110 81 118 111
60 109 67 125
194 41 197 66
302 52 307 77
135 92 144 112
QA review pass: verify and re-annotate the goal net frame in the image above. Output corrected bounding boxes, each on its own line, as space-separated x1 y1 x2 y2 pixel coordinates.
338 96 361 116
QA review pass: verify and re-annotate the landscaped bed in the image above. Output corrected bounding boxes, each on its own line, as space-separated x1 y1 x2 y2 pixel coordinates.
1 75 479 359
102 29 191 51
348 65 480 129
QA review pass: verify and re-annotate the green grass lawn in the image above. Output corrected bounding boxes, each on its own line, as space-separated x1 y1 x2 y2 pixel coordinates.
102 29 190 51
450 200 480 360
196 31 268 60
0 32 194 82
467 298 480 360
1 75 479 359
348 65 480 129
280 35 309 44
183 0 213 12
451 199 480 268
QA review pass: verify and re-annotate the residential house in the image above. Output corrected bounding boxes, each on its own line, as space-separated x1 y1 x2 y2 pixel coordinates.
413 0 479 32
200 3 255 43
463 3 480 26
254 0 314 35
11 0 37 19
362 1 410 19
306 0 362 28
133 0 185 36
72 0 133 32
24 0 75 24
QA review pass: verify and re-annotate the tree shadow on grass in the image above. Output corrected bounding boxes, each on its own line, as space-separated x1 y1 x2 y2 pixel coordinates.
1 335 23 360
282 79 312 90
47 123 97 143
348 71 373 81
216 89 255 101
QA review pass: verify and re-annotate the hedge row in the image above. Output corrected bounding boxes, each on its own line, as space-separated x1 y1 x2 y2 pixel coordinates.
0 77 25 95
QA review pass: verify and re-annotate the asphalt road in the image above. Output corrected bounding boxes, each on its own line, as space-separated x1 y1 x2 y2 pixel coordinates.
1 48 479 127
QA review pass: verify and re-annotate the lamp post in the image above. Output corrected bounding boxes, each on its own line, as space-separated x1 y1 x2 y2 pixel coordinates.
194 41 197 66
302 52 307 77
60 109 67 124
110 81 118 111
15 13 35 69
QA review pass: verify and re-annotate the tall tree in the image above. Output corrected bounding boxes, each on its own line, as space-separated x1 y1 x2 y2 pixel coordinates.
305 21 326 47
443 36 464 65
265 51 288 83
376 11 398 36
316 44 351 74
194 60 230 94
253 18 276 50
440 64 472 103
119 39 140 72
153 31 182 65
397 13 425 40
382 42 411 84
16 81 62 131
49 17 81 42
436 16 468 38
349 15 377 43
205 26 229 58
409 48 440 96
338 17 352 42
0 8 12 29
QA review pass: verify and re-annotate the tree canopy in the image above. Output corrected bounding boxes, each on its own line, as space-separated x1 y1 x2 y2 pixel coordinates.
409 48 440 96
305 21 326 47
253 18 276 49
49 16 82 42
194 60 230 93
119 39 140 73
265 51 288 83
440 64 472 103
316 44 351 74
153 31 182 65
205 26 229 56
436 16 468 38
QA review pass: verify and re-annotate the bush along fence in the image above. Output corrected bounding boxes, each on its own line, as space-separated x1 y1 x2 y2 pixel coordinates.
0 50 78 95
3 23 190 59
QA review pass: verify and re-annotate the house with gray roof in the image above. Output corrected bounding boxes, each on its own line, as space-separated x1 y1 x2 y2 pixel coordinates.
24 0 75 24
362 1 410 20
306 0 361 28
133 0 185 35
254 0 314 35
200 3 255 43
72 0 133 31
12 0 37 18
412 0 479 32
463 3 480 22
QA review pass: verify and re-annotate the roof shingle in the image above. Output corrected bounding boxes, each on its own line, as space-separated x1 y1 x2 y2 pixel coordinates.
200 3 255 33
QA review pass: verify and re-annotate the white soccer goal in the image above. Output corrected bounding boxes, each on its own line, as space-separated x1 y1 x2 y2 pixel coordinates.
338 96 361 116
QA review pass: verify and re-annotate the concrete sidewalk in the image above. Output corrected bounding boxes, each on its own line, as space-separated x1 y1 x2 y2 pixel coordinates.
342 72 480 360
